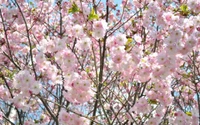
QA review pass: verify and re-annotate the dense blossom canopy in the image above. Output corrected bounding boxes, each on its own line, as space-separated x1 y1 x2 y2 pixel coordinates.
0 0 199 125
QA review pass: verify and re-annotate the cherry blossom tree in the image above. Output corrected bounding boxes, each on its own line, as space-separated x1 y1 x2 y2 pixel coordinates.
0 0 199 125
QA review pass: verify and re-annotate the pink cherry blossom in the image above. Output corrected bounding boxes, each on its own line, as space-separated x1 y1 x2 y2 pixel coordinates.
92 20 108 39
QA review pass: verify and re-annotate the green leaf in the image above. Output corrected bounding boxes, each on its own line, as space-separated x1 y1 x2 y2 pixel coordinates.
131 20 136 27
85 67 90 73
119 81 127 87
31 8 36 13
126 38 133 44
185 111 192 116
46 57 55 61
88 8 99 21
182 73 190 78
180 4 190 16
180 4 188 12
29 1 34 6
188 89 192 94
144 50 151 56
31 44 36 49
103 82 107 86
125 38 133 51
68 3 80 14
148 99 158 104
181 86 185 91
5 69 17 79
34 119 40 123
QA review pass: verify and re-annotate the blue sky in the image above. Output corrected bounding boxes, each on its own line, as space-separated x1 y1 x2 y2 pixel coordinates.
112 0 122 6
102 0 122 7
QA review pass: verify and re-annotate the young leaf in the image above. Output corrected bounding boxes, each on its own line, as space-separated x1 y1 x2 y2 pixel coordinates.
180 4 190 16
125 38 133 51
185 111 192 116
88 8 99 21
68 3 80 14
148 99 158 104
180 4 188 12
